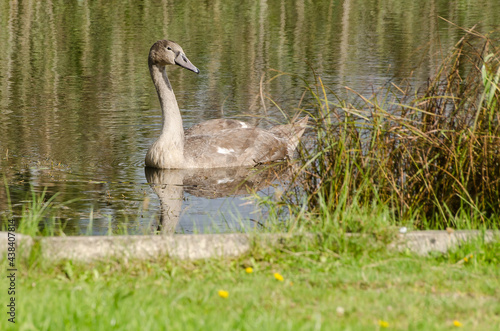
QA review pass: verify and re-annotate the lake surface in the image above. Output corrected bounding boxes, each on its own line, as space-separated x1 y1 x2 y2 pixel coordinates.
1 0 499 235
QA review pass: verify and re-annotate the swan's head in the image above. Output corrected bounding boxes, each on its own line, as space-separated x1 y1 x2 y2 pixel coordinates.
149 40 200 74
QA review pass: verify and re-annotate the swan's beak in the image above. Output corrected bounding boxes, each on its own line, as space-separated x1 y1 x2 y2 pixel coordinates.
175 53 200 74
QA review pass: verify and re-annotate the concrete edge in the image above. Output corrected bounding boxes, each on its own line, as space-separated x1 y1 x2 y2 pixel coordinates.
0 230 498 262
0 232 34 259
390 230 498 255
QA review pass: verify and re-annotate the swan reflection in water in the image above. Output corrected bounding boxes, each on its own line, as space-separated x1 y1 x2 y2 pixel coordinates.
143 39 305 233
144 165 291 234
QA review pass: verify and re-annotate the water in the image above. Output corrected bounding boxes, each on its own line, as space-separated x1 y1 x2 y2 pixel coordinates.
1 0 499 235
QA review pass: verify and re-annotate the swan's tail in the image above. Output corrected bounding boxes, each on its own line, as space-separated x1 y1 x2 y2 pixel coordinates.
269 116 309 157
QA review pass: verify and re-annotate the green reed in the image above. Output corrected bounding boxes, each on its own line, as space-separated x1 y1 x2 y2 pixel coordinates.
277 31 500 230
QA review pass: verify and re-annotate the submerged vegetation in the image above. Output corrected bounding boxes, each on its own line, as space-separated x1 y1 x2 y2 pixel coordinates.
267 31 500 230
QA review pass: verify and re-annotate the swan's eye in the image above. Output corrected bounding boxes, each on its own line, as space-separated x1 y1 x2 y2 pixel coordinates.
167 46 172 51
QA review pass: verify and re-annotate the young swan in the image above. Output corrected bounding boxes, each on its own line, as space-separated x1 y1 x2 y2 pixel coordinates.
145 39 308 169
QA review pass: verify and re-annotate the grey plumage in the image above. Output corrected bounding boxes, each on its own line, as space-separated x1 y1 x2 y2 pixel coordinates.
145 40 308 169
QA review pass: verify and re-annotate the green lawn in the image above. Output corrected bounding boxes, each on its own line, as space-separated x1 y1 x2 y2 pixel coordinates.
2 237 499 330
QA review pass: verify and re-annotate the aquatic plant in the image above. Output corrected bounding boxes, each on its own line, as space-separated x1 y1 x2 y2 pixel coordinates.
274 29 500 229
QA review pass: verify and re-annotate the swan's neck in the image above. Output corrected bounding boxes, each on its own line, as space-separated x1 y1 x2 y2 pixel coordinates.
146 63 185 168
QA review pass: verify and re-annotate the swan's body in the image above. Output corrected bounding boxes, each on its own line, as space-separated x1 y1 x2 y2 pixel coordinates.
145 40 308 169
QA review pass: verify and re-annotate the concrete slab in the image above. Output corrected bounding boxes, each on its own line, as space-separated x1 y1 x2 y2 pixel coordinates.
0 231 34 259
392 230 497 255
38 233 251 262
0 230 497 262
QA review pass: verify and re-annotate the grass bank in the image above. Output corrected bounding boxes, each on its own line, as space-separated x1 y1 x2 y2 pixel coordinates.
1 228 499 330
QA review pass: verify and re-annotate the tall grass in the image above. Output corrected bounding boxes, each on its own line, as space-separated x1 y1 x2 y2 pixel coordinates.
277 31 500 230
1 185 62 236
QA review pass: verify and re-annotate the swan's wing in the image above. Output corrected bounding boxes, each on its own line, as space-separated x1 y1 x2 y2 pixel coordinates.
268 116 309 155
184 128 288 168
185 119 251 136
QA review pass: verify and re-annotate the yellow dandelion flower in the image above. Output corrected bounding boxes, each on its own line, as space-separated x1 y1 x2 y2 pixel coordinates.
453 320 462 327
274 273 284 281
245 267 253 273
464 257 468 262
379 320 389 328
218 290 229 298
